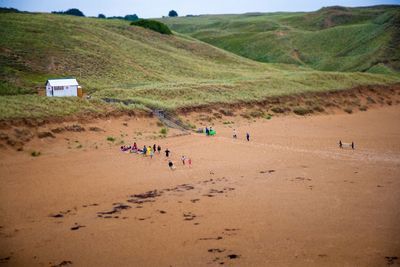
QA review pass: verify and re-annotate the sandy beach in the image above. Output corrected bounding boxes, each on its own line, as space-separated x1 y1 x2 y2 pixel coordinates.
0 106 399 266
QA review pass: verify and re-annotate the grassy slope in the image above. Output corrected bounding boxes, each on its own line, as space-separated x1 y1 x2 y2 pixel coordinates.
0 12 399 119
161 5 400 74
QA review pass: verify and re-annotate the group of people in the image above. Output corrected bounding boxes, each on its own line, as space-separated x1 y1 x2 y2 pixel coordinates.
120 142 191 170
233 129 250 141
120 142 162 159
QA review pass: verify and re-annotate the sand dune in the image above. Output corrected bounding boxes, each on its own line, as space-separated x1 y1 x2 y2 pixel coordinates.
0 107 399 266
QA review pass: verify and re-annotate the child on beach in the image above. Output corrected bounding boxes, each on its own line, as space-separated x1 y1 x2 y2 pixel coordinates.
153 144 156 154
157 145 161 154
165 148 170 157
181 155 186 165
188 158 192 167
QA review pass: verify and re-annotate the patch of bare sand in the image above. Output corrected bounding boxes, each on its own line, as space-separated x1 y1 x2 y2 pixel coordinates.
0 106 399 266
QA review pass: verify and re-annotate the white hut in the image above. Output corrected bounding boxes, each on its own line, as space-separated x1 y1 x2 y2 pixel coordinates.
45 78 79 97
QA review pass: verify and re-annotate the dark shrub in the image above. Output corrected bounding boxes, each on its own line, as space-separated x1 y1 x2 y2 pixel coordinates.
130 19 172 35
271 107 285 113
313 105 325 112
359 105 368 111
344 108 353 114
293 107 313 115
169 10 178 17
124 14 139 21
52 8 85 17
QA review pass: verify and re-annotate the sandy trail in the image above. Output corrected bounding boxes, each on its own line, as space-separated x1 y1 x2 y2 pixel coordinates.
0 106 399 266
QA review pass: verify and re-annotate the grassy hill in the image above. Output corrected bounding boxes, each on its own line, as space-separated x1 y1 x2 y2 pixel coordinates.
161 5 400 74
0 11 399 120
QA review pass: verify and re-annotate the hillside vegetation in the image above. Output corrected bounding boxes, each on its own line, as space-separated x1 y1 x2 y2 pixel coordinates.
0 11 399 120
161 5 400 74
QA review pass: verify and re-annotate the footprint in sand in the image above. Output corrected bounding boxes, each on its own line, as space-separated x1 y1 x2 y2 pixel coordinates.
183 212 196 221
70 224 85 231
208 248 226 253
385 256 398 265
0 257 11 263
227 254 240 259
51 260 72 267
260 170 276 174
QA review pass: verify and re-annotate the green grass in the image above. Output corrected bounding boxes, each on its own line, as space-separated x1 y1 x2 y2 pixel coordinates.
106 136 116 142
160 5 400 73
0 11 399 120
160 127 168 135
31 150 41 157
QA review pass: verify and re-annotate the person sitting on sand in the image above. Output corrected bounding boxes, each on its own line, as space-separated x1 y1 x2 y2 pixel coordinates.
165 148 170 157
157 145 161 154
120 145 131 152
133 142 137 150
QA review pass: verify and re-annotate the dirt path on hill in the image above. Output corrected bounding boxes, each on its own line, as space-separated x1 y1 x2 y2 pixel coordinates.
0 106 399 266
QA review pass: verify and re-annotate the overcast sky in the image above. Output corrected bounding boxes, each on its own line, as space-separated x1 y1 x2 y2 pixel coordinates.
0 0 398 18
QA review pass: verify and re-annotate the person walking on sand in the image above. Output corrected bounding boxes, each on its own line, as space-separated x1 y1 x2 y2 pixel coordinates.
150 148 154 159
157 145 161 154
233 129 237 139
165 148 170 157
188 158 192 168
143 145 147 155
147 146 152 157
168 160 175 170
246 132 250 142
153 144 156 154
181 155 186 165
205 127 209 136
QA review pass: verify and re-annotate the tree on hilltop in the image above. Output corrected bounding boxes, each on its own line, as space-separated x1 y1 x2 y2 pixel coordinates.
98 14 106 19
52 8 85 17
168 10 178 17
64 8 85 17
124 14 139 21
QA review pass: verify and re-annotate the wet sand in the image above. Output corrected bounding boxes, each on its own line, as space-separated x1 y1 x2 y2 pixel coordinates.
0 106 399 266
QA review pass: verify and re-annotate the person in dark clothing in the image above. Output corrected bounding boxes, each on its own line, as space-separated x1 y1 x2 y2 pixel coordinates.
153 144 156 154
168 160 174 170
246 132 250 141
205 127 209 136
165 148 170 157
157 145 161 154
